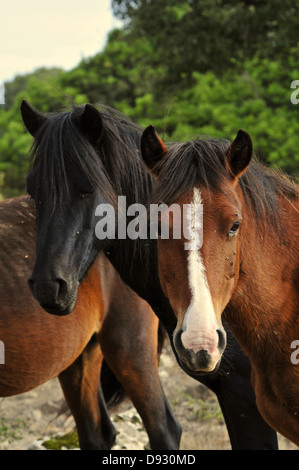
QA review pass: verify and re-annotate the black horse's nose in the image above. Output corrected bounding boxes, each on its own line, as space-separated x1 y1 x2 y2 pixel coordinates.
28 276 73 315
28 277 59 302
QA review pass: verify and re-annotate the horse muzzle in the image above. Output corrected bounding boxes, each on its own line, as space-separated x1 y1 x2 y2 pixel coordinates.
28 277 79 316
173 326 226 374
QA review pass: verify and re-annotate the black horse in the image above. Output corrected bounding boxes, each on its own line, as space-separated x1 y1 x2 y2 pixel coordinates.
20 100 278 450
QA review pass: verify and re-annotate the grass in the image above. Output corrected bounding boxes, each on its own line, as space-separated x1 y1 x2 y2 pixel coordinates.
41 413 147 450
172 391 223 423
42 431 79 450
0 417 27 442
193 397 223 422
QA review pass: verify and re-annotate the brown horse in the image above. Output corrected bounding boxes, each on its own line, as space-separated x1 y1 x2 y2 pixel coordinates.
0 195 181 449
140 126 299 446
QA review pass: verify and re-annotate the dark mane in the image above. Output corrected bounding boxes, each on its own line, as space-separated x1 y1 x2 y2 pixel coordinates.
28 105 153 210
27 104 154 277
97 106 154 207
151 138 299 229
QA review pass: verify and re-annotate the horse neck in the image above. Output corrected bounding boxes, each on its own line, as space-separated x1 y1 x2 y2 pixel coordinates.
104 237 176 333
104 144 157 297
103 166 177 334
224 191 299 361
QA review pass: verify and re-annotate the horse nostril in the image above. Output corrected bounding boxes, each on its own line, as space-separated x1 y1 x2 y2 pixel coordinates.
56 277 69 298
27 276 68 303
173 328 184 352
217 328 226 351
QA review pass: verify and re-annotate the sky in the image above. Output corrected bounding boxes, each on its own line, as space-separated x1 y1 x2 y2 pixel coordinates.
0 0 123 83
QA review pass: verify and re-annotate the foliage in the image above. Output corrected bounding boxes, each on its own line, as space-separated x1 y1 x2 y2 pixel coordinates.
42 431 79 450
61 29 165 107
0 68 88 197
112 0 299 85
117 53 299 174
0 0 298 197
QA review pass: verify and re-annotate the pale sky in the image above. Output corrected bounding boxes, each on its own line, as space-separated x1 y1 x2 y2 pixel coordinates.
0 0 122 82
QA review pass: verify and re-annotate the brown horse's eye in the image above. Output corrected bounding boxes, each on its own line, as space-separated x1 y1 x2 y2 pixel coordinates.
228 222 240 238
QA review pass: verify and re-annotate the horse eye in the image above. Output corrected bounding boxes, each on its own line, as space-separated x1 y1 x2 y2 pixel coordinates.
228 222 240 237
79 191 93 199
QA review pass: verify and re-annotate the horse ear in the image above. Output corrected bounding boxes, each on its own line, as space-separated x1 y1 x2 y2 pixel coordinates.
72 104 104 145
141 125 167 174
225 130 252 179
20 100 47 137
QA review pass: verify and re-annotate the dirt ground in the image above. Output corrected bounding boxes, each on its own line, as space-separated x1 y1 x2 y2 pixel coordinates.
0 342 297 451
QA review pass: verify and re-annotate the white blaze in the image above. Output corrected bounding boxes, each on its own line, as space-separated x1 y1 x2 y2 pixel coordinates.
181 188 219 355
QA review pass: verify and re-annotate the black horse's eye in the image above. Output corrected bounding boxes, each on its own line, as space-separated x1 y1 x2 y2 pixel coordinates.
228 221 240 238
79 191 94 199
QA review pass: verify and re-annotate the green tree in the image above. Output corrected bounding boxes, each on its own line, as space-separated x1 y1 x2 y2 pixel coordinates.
0 68 88 197
0 1 298 198
61 28 166 107
119 53 299 174
112 0 299 86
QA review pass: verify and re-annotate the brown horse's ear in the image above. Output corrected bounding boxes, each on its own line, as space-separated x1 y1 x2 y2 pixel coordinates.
72 104 104 145
20 100 47 137
225 130 252 179
141 125 167 175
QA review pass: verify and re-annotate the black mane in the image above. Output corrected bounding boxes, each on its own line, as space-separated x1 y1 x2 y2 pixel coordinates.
28 105 153 210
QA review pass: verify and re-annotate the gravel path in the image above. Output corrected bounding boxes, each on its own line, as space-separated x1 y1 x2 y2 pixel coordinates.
0 343 297 450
